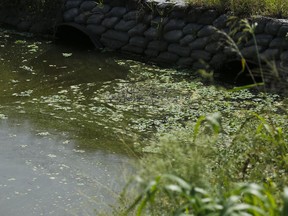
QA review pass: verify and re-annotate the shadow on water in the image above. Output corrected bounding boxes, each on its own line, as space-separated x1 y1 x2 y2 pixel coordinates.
29 46 129 85
214 60 288 95
214 60 263 86
0 35 134 151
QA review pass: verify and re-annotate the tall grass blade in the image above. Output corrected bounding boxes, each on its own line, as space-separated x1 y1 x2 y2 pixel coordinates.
229 83 264 92
193 116 206 142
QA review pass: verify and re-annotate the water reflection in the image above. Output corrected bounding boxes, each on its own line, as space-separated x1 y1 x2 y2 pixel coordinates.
30 45 129 84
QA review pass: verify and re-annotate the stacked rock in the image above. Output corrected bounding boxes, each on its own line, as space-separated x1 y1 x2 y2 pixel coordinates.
62 0 288 75
0 0 287 76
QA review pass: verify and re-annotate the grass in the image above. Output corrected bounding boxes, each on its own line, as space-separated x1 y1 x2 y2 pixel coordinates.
2 0 288 18
119 111 288 215
126 175 288 216
193 0 288 17
154 0 288 17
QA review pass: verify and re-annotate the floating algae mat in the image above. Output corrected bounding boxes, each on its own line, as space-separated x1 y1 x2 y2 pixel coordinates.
0 30 287 215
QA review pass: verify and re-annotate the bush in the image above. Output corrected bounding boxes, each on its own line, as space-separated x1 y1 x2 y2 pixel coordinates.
121 112 288 215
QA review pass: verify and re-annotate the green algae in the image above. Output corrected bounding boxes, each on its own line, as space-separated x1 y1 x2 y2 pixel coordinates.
0 31 287 155
0 31 287 215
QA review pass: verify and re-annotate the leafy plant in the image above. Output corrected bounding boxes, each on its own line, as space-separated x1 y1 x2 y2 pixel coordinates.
213 112 288 188
126 174 288 216
119 111 288 215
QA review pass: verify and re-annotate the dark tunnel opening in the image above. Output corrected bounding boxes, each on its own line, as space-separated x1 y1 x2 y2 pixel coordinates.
214 60 263 86
55 24 99 50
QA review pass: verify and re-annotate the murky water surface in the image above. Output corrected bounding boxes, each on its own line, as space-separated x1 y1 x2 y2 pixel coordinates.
0 31 140 215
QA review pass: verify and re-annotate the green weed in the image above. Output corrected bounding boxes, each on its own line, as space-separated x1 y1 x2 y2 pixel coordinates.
121 112 288 215
126 174 288 216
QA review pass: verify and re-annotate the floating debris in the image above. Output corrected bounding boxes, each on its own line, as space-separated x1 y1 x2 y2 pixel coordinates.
62 53 73 57
36 132 50 136
0 114 7 119
12 90 33 97
19 65 33 72
47 154 57 158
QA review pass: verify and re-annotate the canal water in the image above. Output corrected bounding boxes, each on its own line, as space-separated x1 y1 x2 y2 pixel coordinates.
0 31 141 215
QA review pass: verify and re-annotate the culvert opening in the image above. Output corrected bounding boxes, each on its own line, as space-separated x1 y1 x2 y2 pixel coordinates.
214 60 263 86
55 24 101 49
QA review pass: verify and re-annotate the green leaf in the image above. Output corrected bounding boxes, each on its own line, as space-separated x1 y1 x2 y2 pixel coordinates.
193 116 206 142
282 188 288 216
163 175 191 191
14 40 26 44
241 58 246 71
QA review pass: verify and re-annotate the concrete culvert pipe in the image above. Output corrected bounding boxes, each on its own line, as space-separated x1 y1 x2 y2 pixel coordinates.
55 23 103 49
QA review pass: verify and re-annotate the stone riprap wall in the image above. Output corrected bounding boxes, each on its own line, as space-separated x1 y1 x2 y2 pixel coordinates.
0 0 287 75
62 0 288 74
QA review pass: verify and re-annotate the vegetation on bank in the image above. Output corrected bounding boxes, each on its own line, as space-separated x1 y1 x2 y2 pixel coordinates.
116 36 288 215
126 178 288 215
165 0 288 17
1 0 288 18
119 108 288 215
